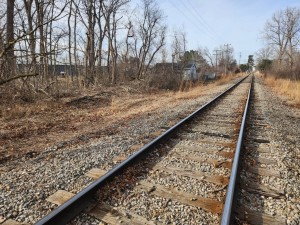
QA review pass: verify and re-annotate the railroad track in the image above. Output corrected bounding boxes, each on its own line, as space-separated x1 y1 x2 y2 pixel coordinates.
35 75 252 225
234 77 288 225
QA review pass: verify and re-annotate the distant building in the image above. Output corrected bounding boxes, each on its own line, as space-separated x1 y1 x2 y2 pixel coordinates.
17 64 79 76
182 63 198 81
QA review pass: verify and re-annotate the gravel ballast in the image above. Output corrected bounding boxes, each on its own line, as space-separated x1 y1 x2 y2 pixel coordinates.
1 75 299 225
235 76 300 225
0 78 242 224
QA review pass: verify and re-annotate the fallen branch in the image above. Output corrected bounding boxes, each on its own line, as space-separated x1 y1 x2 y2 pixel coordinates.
0 73 39 85
29 83 54 99
36 88 51 97
45 81 56 90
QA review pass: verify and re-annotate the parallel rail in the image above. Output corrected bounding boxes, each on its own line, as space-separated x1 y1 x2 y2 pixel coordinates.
35 75 251 225
221 76 253 225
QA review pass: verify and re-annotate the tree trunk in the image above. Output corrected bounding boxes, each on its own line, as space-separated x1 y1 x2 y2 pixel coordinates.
24 0 36 73
6 0 15 79
85 0 96 86
110 11 118 84
97 0 106 80
35 0 46 83
123 21 132 81
68 1 73 80
106 17 111 80
73 5 78 82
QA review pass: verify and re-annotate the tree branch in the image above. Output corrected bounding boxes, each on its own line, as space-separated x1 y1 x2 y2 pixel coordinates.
0 73 39 85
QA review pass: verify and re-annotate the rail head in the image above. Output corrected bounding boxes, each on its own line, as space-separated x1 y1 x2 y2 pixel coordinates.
34 75 249 225
220 75 253 225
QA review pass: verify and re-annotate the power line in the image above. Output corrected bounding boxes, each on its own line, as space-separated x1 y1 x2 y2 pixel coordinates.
178 1 220 44
184 0 226 43
224 43 231 75
166 0 220 45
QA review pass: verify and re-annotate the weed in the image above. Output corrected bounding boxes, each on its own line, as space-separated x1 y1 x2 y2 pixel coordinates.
263 75 300 107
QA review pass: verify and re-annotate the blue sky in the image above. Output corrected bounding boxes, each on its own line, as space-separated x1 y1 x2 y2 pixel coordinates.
159 0 300 63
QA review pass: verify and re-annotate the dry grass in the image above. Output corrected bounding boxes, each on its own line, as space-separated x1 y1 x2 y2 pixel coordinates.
263 75 300 107
177 73 244 98
0 100 60 121
215 73 244 86
1 74 242 162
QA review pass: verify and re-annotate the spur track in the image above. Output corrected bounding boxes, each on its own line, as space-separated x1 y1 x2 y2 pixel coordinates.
35 75 253 225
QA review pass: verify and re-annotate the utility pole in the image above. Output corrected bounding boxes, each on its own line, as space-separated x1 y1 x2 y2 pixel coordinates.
239 52 241 66
221 51 225 75
213 49 221 74
224 44 231 75
213 51 217 72
172 53 175 75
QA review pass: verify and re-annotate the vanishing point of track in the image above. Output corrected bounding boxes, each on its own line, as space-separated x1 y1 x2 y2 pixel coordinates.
35 75 253 225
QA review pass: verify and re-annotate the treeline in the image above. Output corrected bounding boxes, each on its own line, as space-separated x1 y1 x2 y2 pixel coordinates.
0 0 242 101
0 0 169 98
256 7 300 80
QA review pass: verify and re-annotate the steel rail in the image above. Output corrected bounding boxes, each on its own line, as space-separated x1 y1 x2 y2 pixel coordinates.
220 75 253 225
35 75 249 225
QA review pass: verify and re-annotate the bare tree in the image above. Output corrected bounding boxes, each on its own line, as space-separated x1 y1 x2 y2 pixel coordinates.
0 0 68 87
264 10 287 65
171 28 183 62
180 28 187 53
283 7 300 68
198 47 214 68
194 48 210 75
95 0 106 74
84 0 96 86
160 46 167 63
263 7 300 67
23 0 36 72
121 19 133 80
136 0 166 79
102 0 130 84
0 0 175 93
255 46 274 63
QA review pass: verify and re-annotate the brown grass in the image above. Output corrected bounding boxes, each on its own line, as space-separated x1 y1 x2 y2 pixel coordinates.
215 73 244 86
0 74 242 162
263 75 300 107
